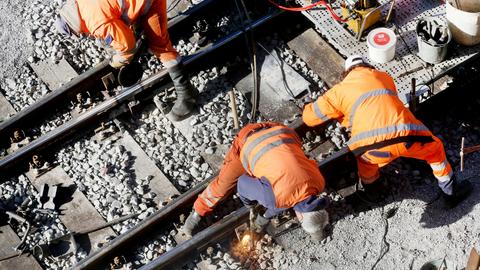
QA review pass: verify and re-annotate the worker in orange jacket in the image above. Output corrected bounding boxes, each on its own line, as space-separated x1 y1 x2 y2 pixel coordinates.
55 0 197 121
303 55 471 208
182 122 330 240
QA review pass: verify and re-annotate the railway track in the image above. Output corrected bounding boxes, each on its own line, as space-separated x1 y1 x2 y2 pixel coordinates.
0 1 279 176
0 2 306 269
73 41 480 270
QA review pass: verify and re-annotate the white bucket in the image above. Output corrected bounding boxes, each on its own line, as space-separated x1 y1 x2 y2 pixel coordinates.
446 1 480 46
416 17 451 64
367 28 397 63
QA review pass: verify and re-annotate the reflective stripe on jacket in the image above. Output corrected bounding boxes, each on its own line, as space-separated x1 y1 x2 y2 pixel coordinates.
76 0 153 62
240 125 325 209
302 67 433 151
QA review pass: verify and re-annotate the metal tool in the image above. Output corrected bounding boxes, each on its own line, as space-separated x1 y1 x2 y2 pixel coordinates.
460 137 480 171
417 18 449 45
409 78 418 113
341 0 385 37
234 223 254 251
228 89 240 130
50 212 139 243
5 211 31 251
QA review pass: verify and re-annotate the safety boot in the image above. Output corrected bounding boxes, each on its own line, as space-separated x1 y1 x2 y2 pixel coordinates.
298 210 329 241
442 178 472 209
167 62 199 121
355 177 386 204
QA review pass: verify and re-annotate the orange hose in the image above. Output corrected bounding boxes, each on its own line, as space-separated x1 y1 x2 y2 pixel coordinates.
267 0 348 22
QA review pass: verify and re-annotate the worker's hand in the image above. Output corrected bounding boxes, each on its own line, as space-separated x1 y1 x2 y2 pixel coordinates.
442 180 472 209
109 54 129 69
182 210 202 237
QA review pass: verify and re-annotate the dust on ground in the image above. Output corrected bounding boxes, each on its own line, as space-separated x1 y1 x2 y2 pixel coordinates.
0 0 33 80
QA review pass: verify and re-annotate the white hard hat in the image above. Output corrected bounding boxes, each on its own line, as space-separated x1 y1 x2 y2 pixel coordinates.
58 0 81 36
344 54 367 71
297 210 329 241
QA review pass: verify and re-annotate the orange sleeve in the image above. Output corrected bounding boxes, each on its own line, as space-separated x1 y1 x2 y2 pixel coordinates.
302 89 343 127
193 139 246 216
94 20 137 63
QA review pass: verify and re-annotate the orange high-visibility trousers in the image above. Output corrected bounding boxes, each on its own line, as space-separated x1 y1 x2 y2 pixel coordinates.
142 0 178 62
357 135 453 185
193 123 280 216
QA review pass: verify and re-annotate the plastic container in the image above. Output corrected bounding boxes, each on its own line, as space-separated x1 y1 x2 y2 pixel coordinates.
416 18 451 64
366 27 397 63
446 0 480 46
450 0 480 12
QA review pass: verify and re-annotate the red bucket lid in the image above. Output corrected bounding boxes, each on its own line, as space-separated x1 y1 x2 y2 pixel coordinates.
373 32 391 46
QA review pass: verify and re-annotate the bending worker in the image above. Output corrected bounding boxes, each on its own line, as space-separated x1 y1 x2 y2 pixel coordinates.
303 55 471 208
182 122 330 240
55 0 197 121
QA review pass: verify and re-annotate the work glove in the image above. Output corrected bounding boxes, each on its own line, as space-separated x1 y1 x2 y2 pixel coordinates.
442 179 472 209
109 54 129 69
182 210 202 237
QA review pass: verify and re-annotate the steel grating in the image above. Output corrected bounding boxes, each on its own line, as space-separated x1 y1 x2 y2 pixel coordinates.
298 0 480 100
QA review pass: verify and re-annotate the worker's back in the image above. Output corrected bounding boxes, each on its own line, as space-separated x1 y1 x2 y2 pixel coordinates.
77 0 149 33
326 67 432 150
240 125 325 209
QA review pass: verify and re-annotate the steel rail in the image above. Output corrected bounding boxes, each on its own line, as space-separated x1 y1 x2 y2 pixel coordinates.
136 80 470 269
138 148 354 270
168 0 216 27
0 61 113 142
0 11 281 175
74 17 480 270
0 0 218 143
73 123 352 270
73 178 212 270
137 61 479 269
140 207 250 270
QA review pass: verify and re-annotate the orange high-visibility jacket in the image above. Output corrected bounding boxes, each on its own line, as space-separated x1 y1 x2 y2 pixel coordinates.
303 67 433 151
240 125 325 208
76 0 152 62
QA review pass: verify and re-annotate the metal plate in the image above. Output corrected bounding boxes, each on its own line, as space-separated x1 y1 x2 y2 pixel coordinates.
298 0 480 96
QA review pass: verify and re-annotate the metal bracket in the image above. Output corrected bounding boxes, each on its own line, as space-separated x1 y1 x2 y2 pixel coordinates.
29 155 52 178
102 72 116 91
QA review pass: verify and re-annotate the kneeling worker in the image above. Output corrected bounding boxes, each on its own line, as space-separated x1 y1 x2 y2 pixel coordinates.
56 0 197 121
182 122 330 240
302 55 471 208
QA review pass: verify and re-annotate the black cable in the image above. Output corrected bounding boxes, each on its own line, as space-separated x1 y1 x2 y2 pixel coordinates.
167 0 183 13
256 42 299 103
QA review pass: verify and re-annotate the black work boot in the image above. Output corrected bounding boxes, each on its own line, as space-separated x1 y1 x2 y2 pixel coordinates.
355 177 386 204
442 178 472 209
167 62 199 121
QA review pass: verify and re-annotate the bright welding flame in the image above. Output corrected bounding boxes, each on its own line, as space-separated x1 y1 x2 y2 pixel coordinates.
241 233 252 247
